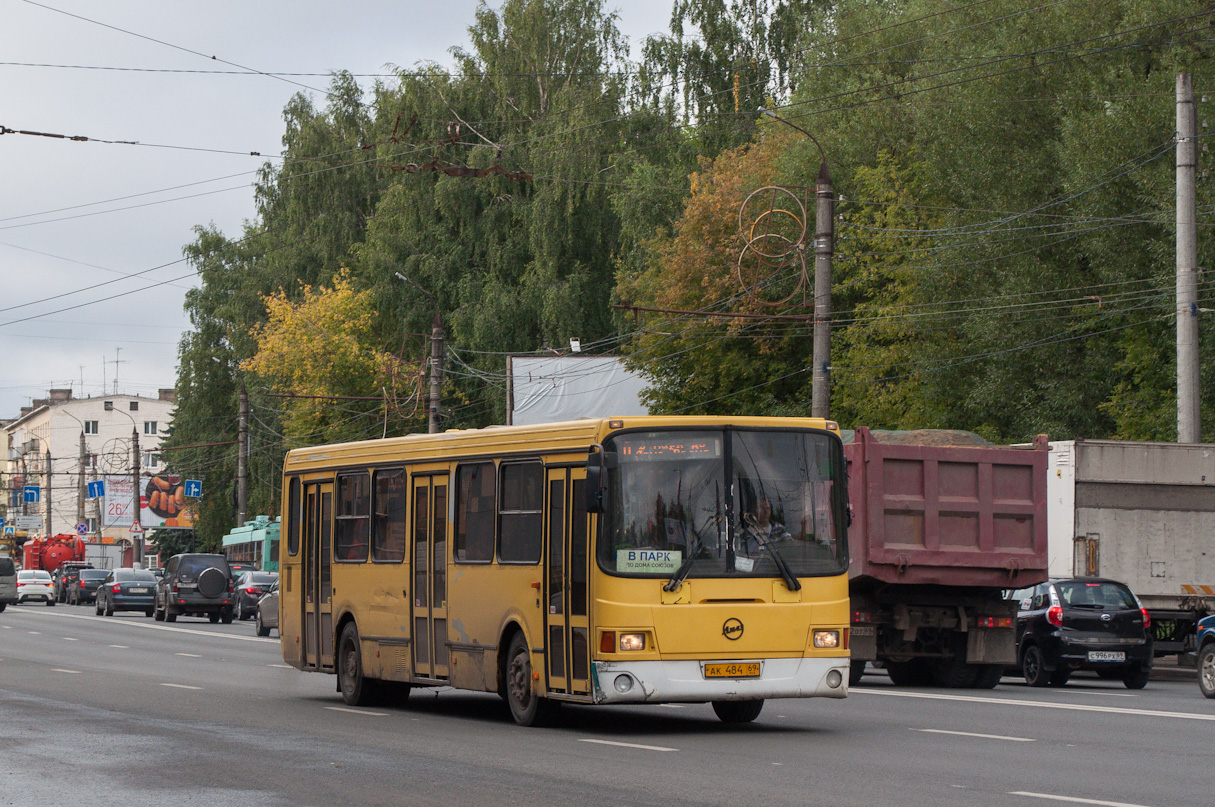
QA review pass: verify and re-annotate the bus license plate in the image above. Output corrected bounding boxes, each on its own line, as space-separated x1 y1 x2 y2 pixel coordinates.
1087 651 1125 662
704 662 761 679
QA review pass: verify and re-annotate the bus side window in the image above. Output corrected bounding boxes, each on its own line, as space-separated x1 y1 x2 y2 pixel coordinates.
499 462 543 564
455 462 495 562
287 477 301 556
373 468 406 563
335 472 370 562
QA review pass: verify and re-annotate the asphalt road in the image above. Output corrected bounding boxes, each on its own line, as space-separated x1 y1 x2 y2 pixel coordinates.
1 604 1210 807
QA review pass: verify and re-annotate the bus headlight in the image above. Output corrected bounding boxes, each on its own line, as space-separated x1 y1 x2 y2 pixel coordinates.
813 630 840 649
619 633 646 651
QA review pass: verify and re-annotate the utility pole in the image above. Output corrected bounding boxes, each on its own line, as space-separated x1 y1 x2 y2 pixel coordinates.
1177 72 1200 443
45 448 52 536
237 383 248 525
132 425 142 564
429 311 445 434
812 161 835 420
77 430 86 527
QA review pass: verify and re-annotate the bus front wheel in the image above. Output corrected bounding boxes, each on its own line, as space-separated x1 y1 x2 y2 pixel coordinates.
338 623 380 707
504 632 558 727
711 699 764 723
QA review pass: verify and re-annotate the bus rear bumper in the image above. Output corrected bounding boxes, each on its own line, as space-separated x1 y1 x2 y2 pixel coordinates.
590 657 849 704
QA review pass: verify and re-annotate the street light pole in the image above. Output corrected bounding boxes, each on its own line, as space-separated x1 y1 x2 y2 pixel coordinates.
107 402 142 564
760 108 834 419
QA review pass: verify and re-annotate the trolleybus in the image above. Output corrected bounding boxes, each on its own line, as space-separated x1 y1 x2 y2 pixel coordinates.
278 416 850 725
221 515 280 572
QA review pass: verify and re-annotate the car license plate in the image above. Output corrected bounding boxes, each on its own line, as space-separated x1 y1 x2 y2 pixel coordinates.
851 625 876 637
704 662 761 679
1088 651 1125 662
129 587 148 594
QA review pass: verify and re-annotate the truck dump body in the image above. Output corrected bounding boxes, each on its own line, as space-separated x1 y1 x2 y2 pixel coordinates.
845 427 1049 590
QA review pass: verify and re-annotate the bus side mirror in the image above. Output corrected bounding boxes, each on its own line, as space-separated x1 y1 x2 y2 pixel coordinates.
586 446 616 514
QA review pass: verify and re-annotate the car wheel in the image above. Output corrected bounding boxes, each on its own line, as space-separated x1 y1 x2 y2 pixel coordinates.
1199 644 1215 699
103 597 114 617
220 610 234 625
849 660 866 686
1122 663 1150 690
46 599 56 607
0 603 5 612
209 612 220 624
153 598 165 621
1049 668 1071 687
337 622 381 707
145 609 154 618
1022 645 1050 687
165 605 177 623
235 600 243 621
256 612 271 637
95 599 103 616
504 631 558 726
711 699 765 723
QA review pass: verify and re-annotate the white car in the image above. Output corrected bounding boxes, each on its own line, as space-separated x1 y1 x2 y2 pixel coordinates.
16 570 56 605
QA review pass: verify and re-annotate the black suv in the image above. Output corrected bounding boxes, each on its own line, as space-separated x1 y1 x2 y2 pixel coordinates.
1010 578 1152 689
153 554 235 624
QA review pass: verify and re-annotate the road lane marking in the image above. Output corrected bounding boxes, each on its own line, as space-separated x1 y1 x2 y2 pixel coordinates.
160 683 202 690
175 653 202 658
1011 790 1154 807
913 728 1035 742
658 703 687 708
1064 690 1136 698
854 689 1215 722
268 664 293 668
27 631 41 635
62 637 78 641
108 645 128 649
324 706 388 716
51 669 81 674
578 739 678 752
3 608 277 643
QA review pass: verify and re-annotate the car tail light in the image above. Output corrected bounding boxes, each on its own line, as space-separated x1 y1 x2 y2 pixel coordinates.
245 587 260 595
17 581 25 587
600 631 616 653
1141 608 1151 628
1047 605 1063 627
171 584 179 593
978 616 1012 629
112 584 122 593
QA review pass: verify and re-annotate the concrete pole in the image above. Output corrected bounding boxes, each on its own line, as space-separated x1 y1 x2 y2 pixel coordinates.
1177 72 1200 443
429 311 444 434
812 161 835 419
132 427 142 564
45 449 52 535
237 383 248 526
77 431 86 527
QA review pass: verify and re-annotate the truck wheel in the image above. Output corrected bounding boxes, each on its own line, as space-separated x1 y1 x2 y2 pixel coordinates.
972 664 1004 689
712 700 764 723
1022 645 1050 687
1199 644 1215 699
849 661 866 686
932 655 977 688
1122 663 1150 690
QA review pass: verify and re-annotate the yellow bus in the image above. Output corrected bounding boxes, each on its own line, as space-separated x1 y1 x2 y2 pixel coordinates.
278 416 851 725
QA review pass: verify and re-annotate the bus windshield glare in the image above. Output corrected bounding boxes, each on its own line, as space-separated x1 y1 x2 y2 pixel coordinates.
598 429 848 579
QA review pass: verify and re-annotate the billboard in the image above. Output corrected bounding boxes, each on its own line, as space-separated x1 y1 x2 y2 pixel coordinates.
103 474 196 530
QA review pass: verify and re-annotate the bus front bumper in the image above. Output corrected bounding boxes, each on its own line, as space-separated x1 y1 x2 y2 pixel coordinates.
590 657 849 704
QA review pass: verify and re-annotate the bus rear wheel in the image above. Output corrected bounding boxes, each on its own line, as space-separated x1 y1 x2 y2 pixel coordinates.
711 700 764 723
338 623 381 707
504 632 558 727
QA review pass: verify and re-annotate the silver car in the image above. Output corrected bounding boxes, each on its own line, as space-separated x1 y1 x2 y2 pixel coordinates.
0 556 17 611
255 578 278 637
16 569 56 605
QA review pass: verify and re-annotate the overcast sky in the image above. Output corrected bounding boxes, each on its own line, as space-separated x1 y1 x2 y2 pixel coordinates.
0 0 674 417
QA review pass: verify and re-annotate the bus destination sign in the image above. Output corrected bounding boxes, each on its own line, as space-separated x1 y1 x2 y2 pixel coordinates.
618 436 721 460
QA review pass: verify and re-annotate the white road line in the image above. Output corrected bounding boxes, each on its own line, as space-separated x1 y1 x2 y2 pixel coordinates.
108 645 128 649
175 653 202 658
3 608 278 643
160 683 202 690
1011 790 1154 807
27 631 41 635
1064 690 1136 698
853 689 1215 722
913 728 1035 742
578 738 679 752
267 664 293 668
658 703 687 708
51 669 81 674
62 637 78 641
324 706 388 716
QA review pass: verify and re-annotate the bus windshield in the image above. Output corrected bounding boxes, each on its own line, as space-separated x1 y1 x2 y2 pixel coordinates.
598 429 848 579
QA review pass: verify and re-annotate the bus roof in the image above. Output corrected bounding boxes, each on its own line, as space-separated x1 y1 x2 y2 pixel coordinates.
283 415 839 473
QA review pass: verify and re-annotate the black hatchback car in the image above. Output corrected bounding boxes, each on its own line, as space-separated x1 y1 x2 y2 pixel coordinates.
1011 578 1152 689
154 554 234 624
69 569 111 605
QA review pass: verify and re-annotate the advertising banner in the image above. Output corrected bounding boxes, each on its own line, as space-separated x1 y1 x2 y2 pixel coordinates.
139 474 196 530
103 476 136 528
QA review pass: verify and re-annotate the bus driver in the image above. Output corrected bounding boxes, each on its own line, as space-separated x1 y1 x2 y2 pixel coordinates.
739 495 792 558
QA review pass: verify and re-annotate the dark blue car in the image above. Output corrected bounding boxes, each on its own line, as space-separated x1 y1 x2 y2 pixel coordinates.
1198 613 1215 699
95 568 157 616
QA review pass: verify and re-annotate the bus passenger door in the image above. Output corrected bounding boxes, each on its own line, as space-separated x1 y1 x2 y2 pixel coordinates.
411 474 449 680
545 468 590 696
302 481 334 670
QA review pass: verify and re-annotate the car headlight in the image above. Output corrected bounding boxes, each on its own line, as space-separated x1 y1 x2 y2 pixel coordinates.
813 630 840 649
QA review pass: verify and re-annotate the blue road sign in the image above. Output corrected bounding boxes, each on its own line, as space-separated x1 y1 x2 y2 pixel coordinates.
3 526 13 536
184 479 202 497
87 480 105 498
23 486 40 503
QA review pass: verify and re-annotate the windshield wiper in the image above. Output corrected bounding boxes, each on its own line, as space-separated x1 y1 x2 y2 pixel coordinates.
761 543 802 592
664 558 695 592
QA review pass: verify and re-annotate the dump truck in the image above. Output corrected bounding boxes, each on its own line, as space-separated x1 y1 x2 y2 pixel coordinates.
845 428 1050 688
1046 439 1215 661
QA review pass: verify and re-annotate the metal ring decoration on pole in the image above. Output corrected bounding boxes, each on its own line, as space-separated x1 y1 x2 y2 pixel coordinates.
736 185 812 307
